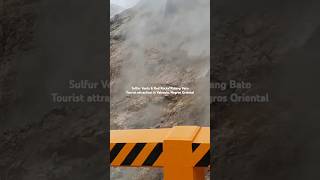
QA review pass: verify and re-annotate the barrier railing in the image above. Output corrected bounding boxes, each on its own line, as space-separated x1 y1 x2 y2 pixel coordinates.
110 126 210 180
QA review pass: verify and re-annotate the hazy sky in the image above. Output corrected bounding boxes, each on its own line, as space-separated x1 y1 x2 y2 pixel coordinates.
111 0 140 8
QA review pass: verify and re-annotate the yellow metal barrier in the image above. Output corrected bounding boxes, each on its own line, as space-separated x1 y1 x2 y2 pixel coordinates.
110 126 210 180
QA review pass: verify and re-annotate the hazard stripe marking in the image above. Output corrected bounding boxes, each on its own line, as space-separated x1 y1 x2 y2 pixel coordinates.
112 143 135 166
110 143 116 151
110 143 125 163
192 143 210 167
152 152 164 167
142 143 163 166
192 143 200 152
131 143 157 166
121 143 146 166
195 150 210 167
110 143 209 167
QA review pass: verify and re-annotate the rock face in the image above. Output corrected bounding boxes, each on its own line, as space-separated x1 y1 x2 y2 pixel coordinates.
110 0 210 129
110 0 210 179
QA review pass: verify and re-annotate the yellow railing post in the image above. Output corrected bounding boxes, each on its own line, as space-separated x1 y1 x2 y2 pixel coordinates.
163 126 204 180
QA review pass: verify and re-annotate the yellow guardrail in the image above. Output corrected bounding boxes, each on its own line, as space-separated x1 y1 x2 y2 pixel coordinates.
110 126 210 180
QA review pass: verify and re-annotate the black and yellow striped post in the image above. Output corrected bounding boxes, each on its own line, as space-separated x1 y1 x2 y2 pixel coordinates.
110 126 210 180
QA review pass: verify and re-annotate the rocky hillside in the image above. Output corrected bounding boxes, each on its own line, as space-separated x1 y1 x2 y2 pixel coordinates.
110 0 210 129
110 0 210 179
